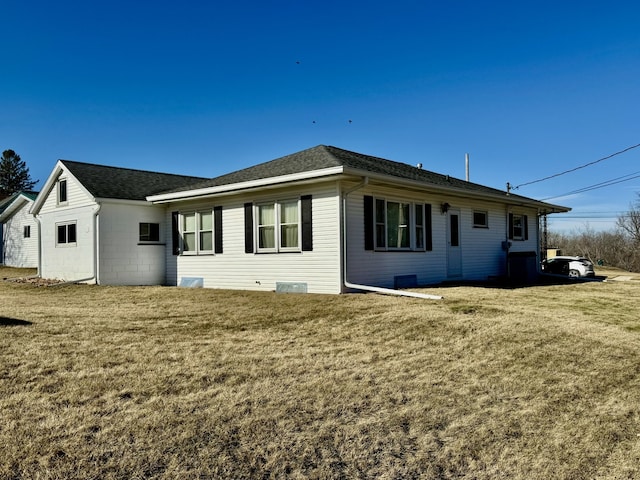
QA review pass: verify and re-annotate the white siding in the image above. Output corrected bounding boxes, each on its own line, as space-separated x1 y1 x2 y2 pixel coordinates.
37 168 97 281
345 188 540 288
346 188 448 288
98 202 167 285
39 172 94 214
2 200 38 268
165 182 343 294
38 204 97 281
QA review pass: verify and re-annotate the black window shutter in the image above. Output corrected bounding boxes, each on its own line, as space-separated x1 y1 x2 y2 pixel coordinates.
301 195 313 251
214 206 223 254
523 215 529 241
425 203 433 251
244 203 254 253
171 211 180 255
364 195 374 250
508 213 514 240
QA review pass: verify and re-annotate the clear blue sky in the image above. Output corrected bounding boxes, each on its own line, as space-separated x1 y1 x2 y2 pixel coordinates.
3 0 640 232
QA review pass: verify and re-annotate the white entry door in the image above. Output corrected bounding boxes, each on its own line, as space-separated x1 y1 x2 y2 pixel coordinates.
447 209 462 278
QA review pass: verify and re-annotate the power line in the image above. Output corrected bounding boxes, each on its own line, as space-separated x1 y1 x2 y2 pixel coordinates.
514 142 640 190
542 171 640 201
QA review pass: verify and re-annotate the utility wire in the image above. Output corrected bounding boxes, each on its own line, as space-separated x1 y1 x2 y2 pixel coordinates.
514 142 640 189
542 171 640 201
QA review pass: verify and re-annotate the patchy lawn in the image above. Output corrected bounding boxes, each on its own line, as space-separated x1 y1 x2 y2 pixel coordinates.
1 267 639 479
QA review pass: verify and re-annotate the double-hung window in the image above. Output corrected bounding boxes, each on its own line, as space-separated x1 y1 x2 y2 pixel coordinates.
374 199 426 251
56 222 77 246
509 213 528 241
508 213 529 241
257 199 300 252
181 211 213 254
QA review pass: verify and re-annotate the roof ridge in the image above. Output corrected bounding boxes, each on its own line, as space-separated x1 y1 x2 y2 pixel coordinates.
59 159 209 180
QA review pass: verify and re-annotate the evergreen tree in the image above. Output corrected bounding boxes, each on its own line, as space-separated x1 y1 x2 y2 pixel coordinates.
0 149 37 197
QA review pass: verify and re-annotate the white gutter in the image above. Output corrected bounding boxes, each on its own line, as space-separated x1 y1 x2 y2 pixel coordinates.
340 167 570 213
341 177 443 300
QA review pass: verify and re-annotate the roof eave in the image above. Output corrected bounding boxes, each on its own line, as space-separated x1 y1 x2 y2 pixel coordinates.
0 197 28 222
147 166 345 203
341 167 572 213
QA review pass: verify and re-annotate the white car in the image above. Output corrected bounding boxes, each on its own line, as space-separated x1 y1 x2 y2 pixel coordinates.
541 256 595 278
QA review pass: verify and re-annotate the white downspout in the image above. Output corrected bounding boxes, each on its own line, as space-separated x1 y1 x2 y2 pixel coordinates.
342 177 443 300
35 215 42 276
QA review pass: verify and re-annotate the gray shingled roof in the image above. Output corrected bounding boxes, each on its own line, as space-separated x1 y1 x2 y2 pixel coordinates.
61 160 208 201
158 145 550 207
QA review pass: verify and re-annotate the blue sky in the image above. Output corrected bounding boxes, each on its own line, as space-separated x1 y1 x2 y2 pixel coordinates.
2 0 640 232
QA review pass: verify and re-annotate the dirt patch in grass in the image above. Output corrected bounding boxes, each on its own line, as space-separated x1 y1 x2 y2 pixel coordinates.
1 268 640 478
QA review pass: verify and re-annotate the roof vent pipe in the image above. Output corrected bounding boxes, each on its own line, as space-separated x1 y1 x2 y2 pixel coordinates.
465 153 470 182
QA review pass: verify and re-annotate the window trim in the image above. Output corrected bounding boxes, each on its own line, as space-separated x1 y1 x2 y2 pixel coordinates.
256 198 302 253
56 221 77 247
57 178 68 206
509 213 528 241
373 197 426 251
179 210 214 255
473 210 489 228
139 222 161 243
512 214 524 240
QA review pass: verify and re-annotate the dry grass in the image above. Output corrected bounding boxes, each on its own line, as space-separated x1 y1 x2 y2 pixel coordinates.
1 267 640 479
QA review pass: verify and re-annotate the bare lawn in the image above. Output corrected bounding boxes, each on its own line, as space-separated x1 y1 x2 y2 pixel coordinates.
1 267 640 479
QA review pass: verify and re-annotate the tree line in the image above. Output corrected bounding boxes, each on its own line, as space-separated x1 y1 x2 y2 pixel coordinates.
547 194 640 273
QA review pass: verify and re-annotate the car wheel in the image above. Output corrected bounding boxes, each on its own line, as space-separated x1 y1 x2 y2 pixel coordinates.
568 269 580 277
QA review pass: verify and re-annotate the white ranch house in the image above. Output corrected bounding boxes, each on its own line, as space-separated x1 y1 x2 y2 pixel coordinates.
30 145 570 293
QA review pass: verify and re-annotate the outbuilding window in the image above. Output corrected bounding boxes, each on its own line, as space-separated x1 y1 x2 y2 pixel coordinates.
56 222 77 246
57 179 68 205
139 223 160 242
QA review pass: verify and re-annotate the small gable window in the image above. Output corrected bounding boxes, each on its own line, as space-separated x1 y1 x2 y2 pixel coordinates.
56 222 77 246
57 179 68 205
23 225 31 238
139 223 160 242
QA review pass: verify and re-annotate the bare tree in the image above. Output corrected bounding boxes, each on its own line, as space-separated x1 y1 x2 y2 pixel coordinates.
617 193 640 245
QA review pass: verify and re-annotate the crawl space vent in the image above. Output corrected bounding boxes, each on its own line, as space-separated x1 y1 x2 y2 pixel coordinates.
179 277 204 288
276 282 308 294
394 274 418 289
